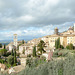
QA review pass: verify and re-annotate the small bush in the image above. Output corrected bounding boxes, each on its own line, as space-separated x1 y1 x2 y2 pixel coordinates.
0 49 7 56
66 43 74 50
26 57 46 68
7 55 14 65
27 54 31 57
58 52 62 56
5 62 11 68
53 49 70 57
0 59 5 63
40 56 46 61
3 52 11 57
13 63 17 66
53 50 59 57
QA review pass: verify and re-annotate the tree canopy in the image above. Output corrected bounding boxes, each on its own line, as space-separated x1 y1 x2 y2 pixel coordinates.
0 43 2 48
55 38 64 49
33 46 36 57
38 40 46 54
0 49 7 56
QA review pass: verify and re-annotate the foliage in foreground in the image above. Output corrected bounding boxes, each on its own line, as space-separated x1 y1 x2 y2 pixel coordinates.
1 52 75 75
0 49 7 56
19 54 75 75
53 49 69 57
66 43 74 50
37 40 46 54
26 56 46 68
33 46 36 57
55 38 64 49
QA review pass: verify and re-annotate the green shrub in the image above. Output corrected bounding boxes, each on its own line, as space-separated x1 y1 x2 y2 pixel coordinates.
3 52 11 57
58 52 62 56
0 49 7 56
13 63 17 66
53 49 69 57
33 46 36 57
26 57 46 68
66 43 74 50
66 45 69 49
26 57 32 67
0 59 5 63
19 54 75 75
1 54 75 75
0 43 2 48
5 62 11 68
53 50 59 57
7 55 14 65
27 54 31 57
60 45 64 49
40 56 46 61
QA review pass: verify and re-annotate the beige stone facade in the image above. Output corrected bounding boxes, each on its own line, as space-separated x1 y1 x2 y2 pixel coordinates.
49 24 75 48
18 24 75 55
19 43 34 55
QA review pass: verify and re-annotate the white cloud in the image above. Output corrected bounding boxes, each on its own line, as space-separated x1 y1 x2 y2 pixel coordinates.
16 15 34 22
0 0 75 40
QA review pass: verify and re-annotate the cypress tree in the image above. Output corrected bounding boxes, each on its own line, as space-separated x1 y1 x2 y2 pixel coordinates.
4 44 6 49
0 43 2 48
69 43 73 50
33 46 36 57
11 49 14 56
55 37 62 49
58 38 60 48
14 50 17 63
22 40 25 44
55 40 58 49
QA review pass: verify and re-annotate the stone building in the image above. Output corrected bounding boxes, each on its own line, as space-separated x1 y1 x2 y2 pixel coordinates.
18 24 75 55
49 24 75 48
6 34 23 51
19 43 34 55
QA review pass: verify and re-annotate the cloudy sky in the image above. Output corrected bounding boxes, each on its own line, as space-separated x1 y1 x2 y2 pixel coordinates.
0 0 75 41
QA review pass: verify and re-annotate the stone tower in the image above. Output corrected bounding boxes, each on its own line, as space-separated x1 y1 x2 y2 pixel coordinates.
14 34 17 48
54 27 58 35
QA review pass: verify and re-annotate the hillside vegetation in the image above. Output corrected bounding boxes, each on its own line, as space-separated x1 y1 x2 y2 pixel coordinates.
1 49 75 75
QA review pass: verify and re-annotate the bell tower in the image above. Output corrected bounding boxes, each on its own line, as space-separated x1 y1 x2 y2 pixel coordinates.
14 34 17 48
54 27 58 35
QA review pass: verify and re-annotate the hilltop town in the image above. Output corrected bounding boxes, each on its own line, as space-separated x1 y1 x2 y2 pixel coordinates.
0 24 75 74
6 23 75 55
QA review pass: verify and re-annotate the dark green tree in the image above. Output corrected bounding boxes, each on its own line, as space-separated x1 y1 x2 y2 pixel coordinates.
66 43 73 50
55 40 58 49
11 49 14 56
66 45 69 49
22 40 25 44
33 46 36 57
55 38 63 49
8 55 14 65
4 44 6 49
14 50 17 64
69 43 73 50
0 49 7 56
38 40 45 54
0 43 2 48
